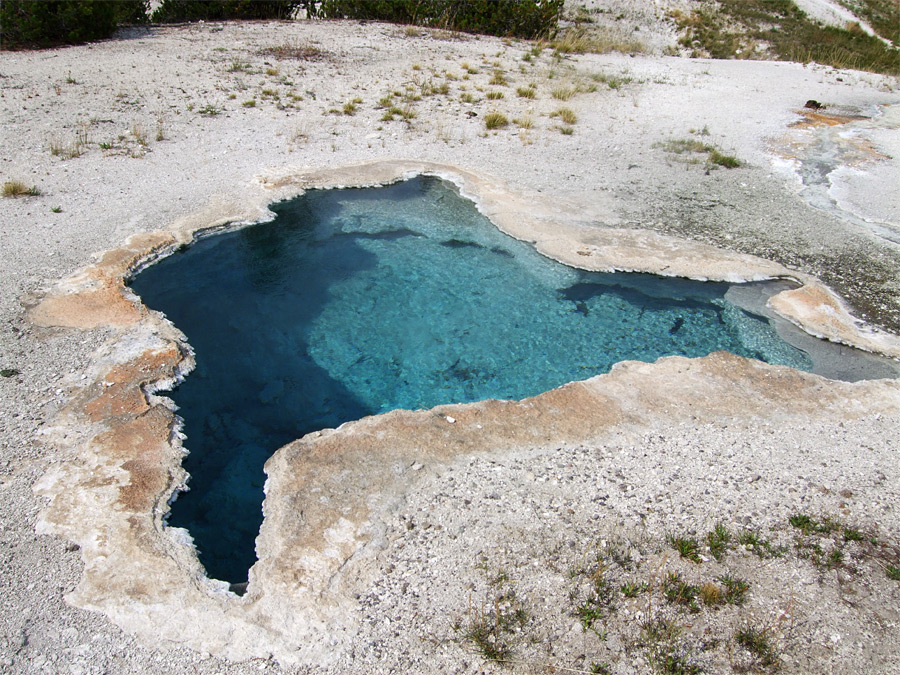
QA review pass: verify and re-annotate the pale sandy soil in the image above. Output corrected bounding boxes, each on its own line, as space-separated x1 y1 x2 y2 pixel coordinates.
1 5 900 674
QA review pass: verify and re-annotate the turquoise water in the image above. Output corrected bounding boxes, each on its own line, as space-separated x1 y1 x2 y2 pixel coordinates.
129 176 811 585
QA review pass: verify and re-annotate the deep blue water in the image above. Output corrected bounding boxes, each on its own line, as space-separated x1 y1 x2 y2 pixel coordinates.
129 176 811 585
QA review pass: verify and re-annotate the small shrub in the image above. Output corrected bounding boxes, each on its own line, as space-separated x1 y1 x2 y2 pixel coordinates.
153 0 303 23
306 0 564 40
2 180 40 197
0 0 119 50
484 112 508 129
243 99 257 107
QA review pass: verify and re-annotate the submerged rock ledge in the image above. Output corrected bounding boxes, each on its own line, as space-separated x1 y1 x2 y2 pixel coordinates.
28 161 900 665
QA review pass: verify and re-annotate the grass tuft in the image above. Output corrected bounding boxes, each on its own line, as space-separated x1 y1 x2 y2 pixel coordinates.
516 85 537 99
484 112 509 130
3 180 41 197
551 86 575 101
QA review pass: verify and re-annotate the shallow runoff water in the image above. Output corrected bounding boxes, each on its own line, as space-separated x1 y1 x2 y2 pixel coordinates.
130 176 814 585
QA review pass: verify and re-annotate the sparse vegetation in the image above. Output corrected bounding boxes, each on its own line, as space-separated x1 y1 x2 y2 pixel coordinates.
3 180 40 197
516 85 537 99
260 42 325 61
551 26 646 55
670 0 899 75
661 138 742 169
551 107 577 125
486 91 504 100
489 69 508 86
484 112 508 129
49 124 89 159
667 534 702 563
551 86 575 101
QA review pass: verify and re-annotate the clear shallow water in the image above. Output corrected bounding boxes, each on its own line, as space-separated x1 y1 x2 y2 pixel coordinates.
129 176 812 584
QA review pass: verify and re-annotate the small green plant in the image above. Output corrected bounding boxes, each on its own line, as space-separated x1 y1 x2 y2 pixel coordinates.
621 581 647 598
486 91 504 100
707 522 731 561
887 565 900 581
662 571 700 612
735 624 780 670
720 574 749 605
460 92 476 103
559 126 574 135
641 618 701 675
2 180 40 197
484 112 509 129
667 535 702 563
1 368 20 378
377 95 394 108
708 149 741 168
342 101 357 115
243 99 257 108
551 86 575 100
50 206 62 213
489 69 508 86
739 530 784 558
198 104 220 116
227 60 250 73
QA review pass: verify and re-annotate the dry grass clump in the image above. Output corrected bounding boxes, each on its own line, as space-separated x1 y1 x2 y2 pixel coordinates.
484 112 509 129
552 107 577 124
259 43 325 60
516 85 537 99
2 180 40 197
551 86 575 101
551 27 645 56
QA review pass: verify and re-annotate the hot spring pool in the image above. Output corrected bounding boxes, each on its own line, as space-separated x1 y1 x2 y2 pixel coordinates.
130 176 816 584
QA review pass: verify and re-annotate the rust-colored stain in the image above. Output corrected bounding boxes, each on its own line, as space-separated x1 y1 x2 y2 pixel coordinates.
91 405 175 512
83 344 182 422
30 284 145 330
790 109 866 129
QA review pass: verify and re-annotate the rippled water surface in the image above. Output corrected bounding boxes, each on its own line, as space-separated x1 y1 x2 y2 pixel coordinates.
129 177 812 584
